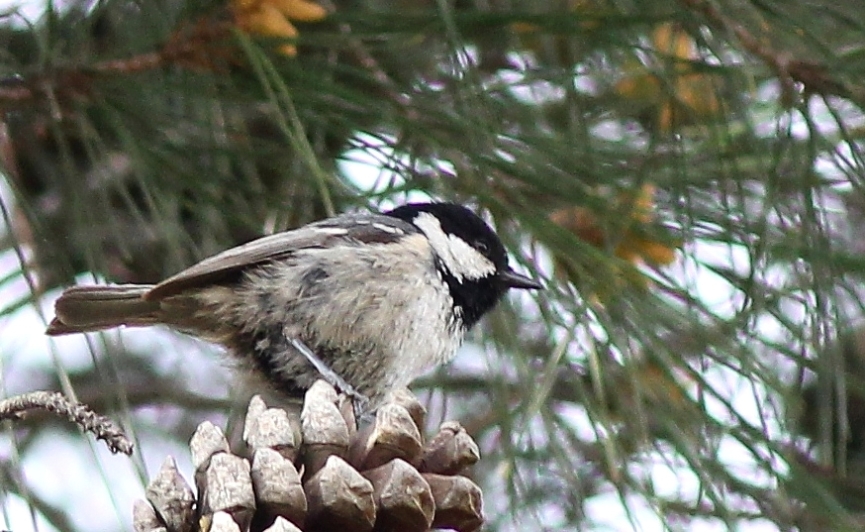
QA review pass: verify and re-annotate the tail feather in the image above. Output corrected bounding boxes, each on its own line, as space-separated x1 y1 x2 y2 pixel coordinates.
47 285 162 335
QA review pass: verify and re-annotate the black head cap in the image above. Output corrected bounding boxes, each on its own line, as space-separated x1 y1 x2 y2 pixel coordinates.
386 202 542 328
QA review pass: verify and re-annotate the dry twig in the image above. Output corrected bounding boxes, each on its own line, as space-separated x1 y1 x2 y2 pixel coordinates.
0 391 133 455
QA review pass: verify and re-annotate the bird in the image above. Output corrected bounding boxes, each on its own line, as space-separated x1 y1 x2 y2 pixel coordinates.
47 202 542 408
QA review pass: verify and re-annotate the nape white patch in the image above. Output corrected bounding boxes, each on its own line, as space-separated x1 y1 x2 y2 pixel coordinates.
412 212 496 281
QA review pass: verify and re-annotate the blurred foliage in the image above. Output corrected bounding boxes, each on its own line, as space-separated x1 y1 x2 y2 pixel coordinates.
550 183 679 299
3 0 865 530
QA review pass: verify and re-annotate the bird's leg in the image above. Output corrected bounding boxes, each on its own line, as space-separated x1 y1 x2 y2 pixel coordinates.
288 337 370 417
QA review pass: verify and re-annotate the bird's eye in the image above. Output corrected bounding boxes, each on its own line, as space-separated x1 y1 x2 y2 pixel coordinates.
474 240 489 253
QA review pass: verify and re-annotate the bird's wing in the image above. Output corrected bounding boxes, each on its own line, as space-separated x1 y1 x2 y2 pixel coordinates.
145 213 417 300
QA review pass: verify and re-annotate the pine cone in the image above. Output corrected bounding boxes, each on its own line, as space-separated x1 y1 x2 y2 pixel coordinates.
133 381 483 532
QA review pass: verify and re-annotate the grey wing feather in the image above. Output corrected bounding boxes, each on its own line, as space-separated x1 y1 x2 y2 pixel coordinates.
145 213 417 300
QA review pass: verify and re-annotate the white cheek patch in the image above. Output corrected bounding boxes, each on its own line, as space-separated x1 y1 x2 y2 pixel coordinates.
413 212 497 281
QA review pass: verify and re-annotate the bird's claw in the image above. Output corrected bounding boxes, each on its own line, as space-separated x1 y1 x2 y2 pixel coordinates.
288 337 371 420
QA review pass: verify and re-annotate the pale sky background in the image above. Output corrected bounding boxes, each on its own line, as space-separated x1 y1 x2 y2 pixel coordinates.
1 2 861 531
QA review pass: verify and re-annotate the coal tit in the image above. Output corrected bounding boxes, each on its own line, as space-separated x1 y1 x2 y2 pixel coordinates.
46 202 542 407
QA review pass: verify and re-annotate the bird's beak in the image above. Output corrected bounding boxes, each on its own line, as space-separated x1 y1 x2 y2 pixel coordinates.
498 268 544 290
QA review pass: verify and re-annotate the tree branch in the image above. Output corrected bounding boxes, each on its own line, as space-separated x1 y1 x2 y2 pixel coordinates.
0 391 133 455
0 17 233 108
678 0 858 104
